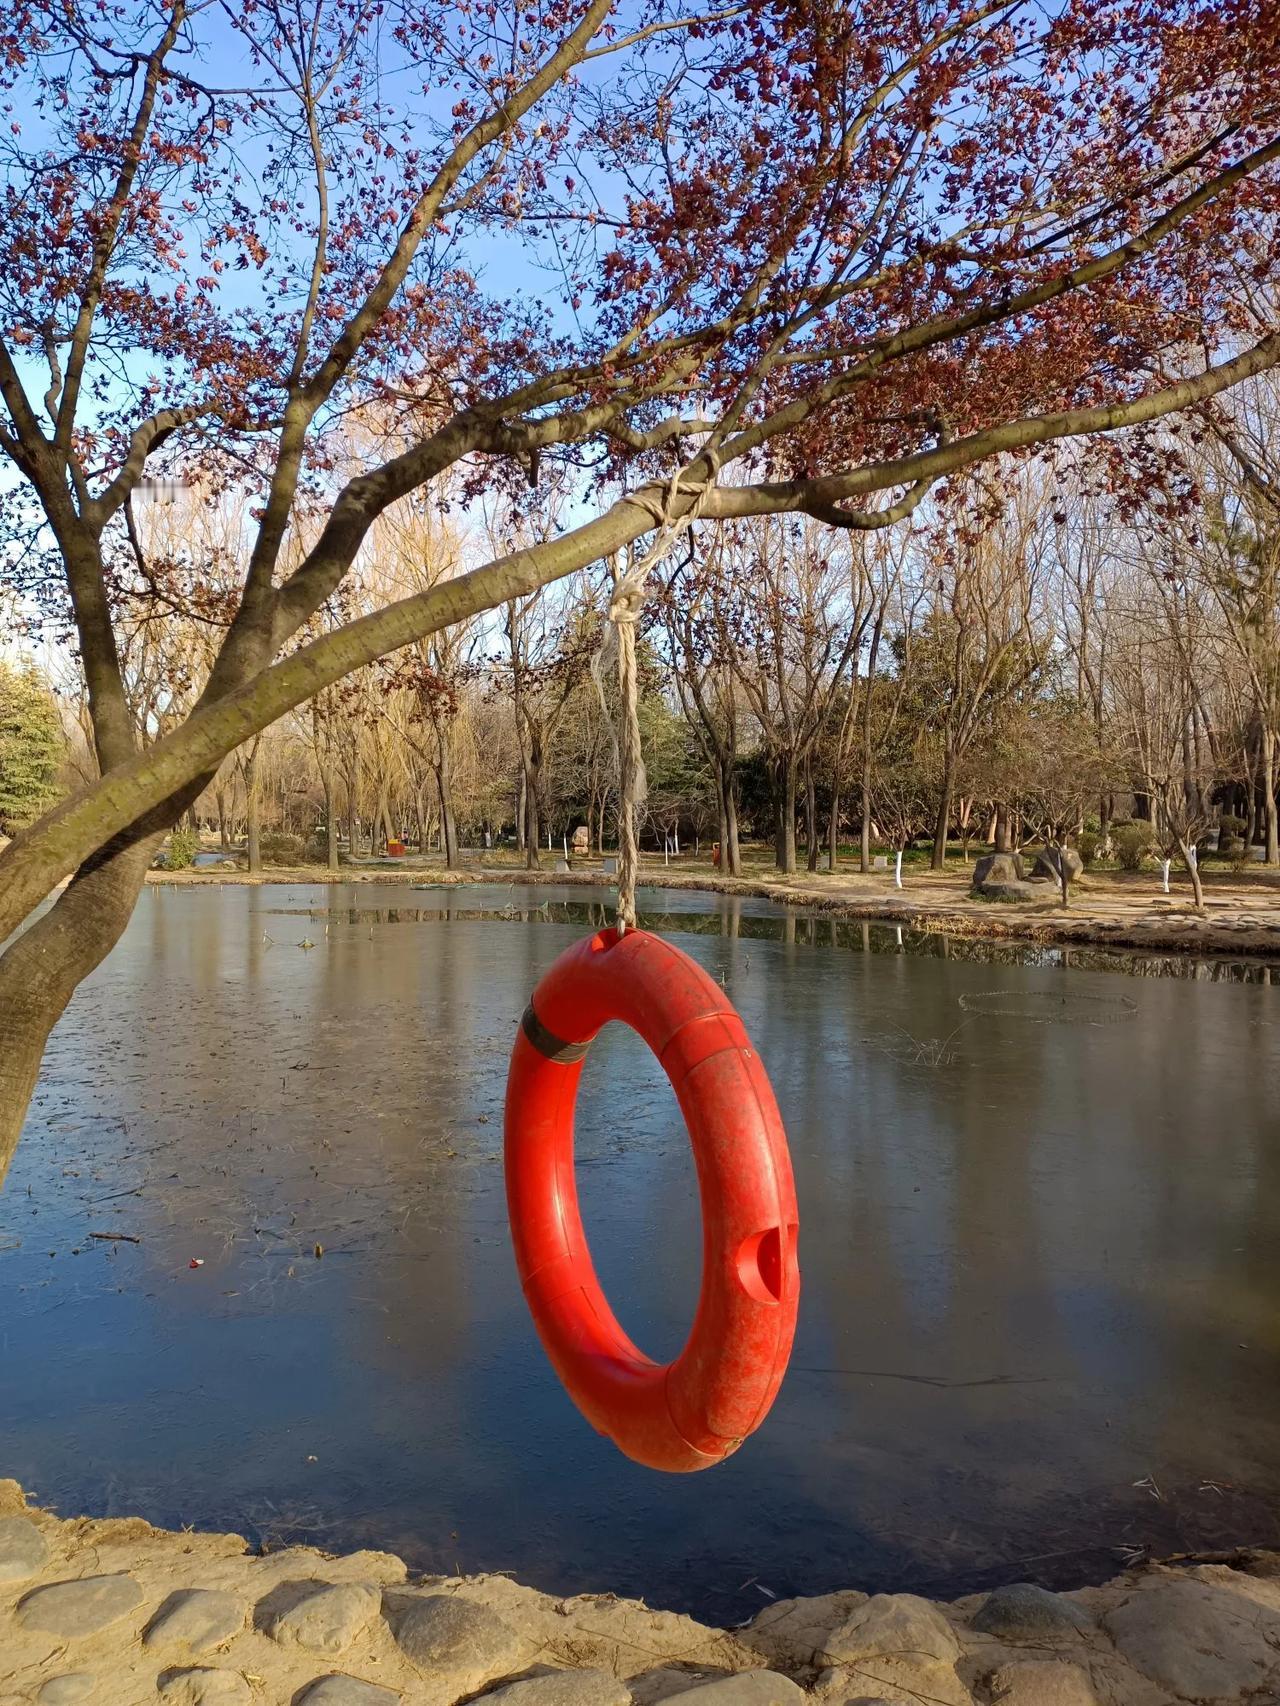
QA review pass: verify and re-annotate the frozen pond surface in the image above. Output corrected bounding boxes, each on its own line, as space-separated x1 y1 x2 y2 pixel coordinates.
2 882 1278 1621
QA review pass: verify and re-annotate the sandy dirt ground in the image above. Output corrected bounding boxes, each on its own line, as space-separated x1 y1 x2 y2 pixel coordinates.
3 1481 1280 1706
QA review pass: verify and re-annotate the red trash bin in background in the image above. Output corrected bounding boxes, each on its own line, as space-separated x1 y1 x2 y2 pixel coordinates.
711 842 721 869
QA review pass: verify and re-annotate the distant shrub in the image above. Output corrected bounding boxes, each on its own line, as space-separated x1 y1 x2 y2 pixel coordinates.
163 825 199 869
1113 821 1154 871
258 831 305 866
1219 814 1246 837
1078 829 1102 867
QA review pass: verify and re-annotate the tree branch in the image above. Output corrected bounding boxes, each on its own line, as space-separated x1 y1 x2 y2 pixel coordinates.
2 329 1278 932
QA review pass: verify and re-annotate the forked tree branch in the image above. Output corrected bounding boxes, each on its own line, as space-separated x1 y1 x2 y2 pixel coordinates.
1 324 1275 939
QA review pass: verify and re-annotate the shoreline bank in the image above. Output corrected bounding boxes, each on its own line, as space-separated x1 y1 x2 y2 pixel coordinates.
147 861 1280 963
2 1484 1278 1705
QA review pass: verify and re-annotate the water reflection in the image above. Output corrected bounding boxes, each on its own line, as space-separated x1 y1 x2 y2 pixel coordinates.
255 885 1276 984
1 881 1278 1624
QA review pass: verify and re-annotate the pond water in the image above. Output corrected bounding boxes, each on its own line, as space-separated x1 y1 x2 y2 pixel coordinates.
2 882 1279 1622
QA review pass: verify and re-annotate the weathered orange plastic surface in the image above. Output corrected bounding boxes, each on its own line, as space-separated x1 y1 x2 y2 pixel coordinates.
504 928 800 1472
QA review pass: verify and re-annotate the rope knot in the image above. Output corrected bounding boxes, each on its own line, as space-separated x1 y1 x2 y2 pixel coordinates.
607 569 648 628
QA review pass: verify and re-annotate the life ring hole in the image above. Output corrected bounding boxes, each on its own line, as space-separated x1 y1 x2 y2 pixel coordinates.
573 1021 700 1360
735 1223 797 1304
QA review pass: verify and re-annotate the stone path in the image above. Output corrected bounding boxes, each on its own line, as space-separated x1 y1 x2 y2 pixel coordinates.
2 1482 1278 1705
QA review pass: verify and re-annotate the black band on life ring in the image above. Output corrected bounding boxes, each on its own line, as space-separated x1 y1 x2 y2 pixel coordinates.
521 1004 591 1064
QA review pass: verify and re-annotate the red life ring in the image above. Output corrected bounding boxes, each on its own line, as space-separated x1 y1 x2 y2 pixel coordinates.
504 927 799 1472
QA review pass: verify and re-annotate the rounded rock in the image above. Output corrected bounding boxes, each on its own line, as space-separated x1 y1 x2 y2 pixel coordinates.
1103 1578 1280 1699
17 1573 143 1638
658 1675 804 1706
478 1671 633 1706
0 1514 50 1582
263 1581 381 1654
36 1678 96 1706
296 1678 402 1705
817 1596 967 1706
157 1669 252 1706
971 1584 1094 1641
986 1660 1097 1706
145 1588 245 1653
392 1593 522 1686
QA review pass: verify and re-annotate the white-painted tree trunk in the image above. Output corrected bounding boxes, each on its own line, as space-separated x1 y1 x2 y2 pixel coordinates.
895 849 904 888
1161 858 1171 893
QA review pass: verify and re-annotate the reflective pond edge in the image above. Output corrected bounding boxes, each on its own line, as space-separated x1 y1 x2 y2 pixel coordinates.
148 865 1280 981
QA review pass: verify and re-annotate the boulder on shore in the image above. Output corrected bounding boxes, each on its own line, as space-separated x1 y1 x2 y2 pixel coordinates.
1030 846 1083 886
972 852 1038 902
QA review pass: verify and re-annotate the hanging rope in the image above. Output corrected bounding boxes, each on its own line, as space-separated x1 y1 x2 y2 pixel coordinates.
600 452 721 934
610 561 646 933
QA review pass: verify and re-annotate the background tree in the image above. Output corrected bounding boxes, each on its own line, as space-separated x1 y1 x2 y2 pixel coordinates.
908 480 1052 867
0 664 64 835
1014 697 1119 904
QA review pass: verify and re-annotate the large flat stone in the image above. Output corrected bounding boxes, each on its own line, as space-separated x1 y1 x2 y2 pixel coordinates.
821 1595 961 1666
817 1596 967 1706
478 1670 631 1706
157 1670 252 1706
970 1584 1093 1641
1103 1578 1280 1700
986 1660 1097 1705
35 1679 95 1706
665 1673 804 1706
0 1514 49 1581
745 1593 871 1667
295 1678 401 1705
145 1588 245 1653
263 1581 382 1654
391 1593 522 1686
17 1573 143 1638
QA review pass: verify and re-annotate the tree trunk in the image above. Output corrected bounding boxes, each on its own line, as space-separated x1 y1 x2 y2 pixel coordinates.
860 762 873 874
827 786 840 872
347 754 362 858
515 771 526 853
216 785 231 851
724 782 742 877
994 800 1012 853
435 752 458 869
376 785 394 851
0 831 160 1180
804 760 819 873
1264 726 1279 865
323 770 339 871
244 744 261 873
1182 840 1205 909
930 756 955 870
524 756 542 869
1244 755 1258 850
774 758 797 873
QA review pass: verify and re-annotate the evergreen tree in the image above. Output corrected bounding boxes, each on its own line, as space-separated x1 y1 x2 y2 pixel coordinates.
0 664 63 834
